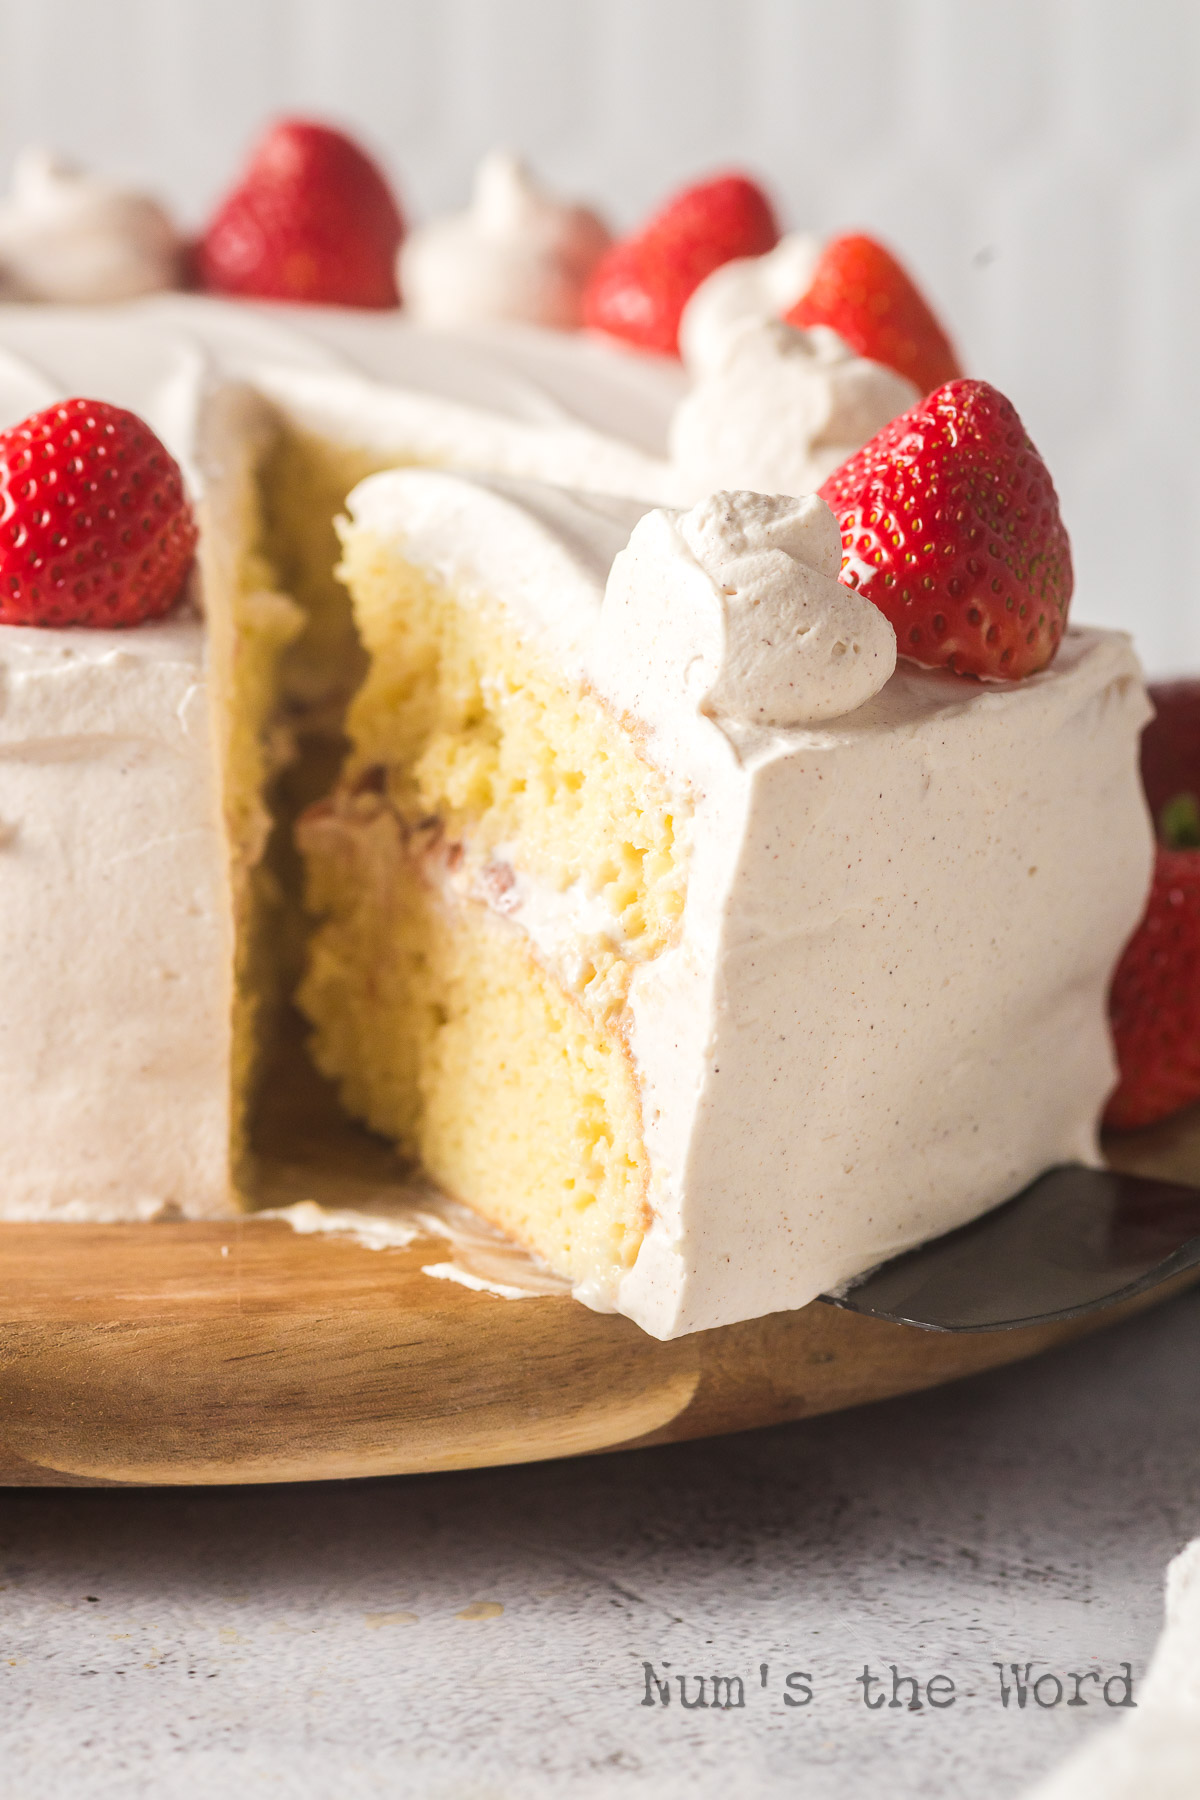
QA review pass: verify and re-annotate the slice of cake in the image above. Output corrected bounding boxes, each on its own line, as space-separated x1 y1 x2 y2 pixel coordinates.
297 464 1153 1339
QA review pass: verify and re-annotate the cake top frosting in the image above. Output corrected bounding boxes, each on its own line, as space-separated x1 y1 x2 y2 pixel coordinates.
347 469 895 738
0 292 688 519
0 131 957 529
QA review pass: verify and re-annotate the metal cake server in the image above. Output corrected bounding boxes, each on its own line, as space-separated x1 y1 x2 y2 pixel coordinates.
823 1164 1200 1332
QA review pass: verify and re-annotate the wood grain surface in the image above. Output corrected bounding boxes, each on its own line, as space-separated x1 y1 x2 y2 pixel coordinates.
2 1042 1197 1488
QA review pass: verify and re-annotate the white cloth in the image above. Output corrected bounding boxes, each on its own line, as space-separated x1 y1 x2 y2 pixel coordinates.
1026 1540 1200 1796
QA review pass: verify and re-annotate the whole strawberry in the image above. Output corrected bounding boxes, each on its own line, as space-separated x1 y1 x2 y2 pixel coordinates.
583 172 778 357
1140 681 1200 822
0 398 197 627
785 233 961 395
1105 690 1200 1131
199 118 404 308
819 379 1072 680
1106 833 1200 1131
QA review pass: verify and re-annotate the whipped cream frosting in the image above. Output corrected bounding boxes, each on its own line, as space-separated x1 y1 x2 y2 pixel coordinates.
0 288 686 499
670 318 919 499
0 148 181 303
342 466 1154 1338
678 231 819 375
400 150 611 331
669 490 896 726
0 608 234 1219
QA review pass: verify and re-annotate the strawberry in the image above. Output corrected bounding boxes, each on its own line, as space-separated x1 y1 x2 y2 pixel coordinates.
0 398 197 627
1141 681 1200 822
198 118 404 308
1106 837 1200 1132
582 172 778 356
785 233 961 394
819 379 1072 680
1104 687 1200 1130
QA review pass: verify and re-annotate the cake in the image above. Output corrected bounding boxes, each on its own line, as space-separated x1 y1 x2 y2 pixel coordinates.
0 128 1163 1342
295 473 1152 1338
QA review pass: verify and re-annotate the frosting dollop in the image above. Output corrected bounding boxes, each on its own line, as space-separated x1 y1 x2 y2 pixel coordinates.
0 148 182 303
678 231 819 375
399 150 611 330
605 490 895 729
673 491 896 725
670 319 919 500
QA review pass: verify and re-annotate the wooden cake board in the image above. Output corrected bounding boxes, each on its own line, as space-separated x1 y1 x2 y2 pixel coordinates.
2 1037 1196 1488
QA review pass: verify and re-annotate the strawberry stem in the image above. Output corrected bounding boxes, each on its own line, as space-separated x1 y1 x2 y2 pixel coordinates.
1159 792 1200 848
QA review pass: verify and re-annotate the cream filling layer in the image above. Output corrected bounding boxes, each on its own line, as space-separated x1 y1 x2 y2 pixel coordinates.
411 820 647 997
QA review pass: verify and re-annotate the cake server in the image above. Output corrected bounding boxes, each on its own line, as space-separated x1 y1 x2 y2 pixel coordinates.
824 1164 1200 1332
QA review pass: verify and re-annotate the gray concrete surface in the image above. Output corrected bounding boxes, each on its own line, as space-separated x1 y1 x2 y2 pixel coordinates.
2 1289 1198 1799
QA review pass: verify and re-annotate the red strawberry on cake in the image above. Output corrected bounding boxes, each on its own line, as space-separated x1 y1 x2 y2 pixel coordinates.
1140 681 1200 823
1106 831 1200 1132
785 232 961 395
582 172 778 356
0 397 196 626
199 118 404 309
819 378 1072 680
1105 683 1200 1130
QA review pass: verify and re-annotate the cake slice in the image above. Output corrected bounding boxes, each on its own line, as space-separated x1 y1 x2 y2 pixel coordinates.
297 470 1154 1338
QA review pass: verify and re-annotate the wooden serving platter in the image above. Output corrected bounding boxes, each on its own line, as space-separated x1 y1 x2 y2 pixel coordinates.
2 1046 1198 1488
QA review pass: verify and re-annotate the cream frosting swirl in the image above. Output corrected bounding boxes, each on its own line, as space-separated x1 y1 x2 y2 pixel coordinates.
399 150 611 331
669 319 918 500
608 489 896 729
0 148 182 303
678 231 819 375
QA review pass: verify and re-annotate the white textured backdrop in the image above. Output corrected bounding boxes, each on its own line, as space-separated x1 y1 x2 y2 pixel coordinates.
0 0 1195 671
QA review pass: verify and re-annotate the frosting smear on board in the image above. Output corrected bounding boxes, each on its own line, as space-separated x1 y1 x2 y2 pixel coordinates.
269 1195 572 1299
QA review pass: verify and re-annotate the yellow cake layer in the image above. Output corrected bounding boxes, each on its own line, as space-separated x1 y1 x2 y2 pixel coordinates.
295 527 695 1289
224 568 304 1182
336 527 689 962
258 427 403 721
299 795 649 1287
194 404 305 1188
227 424 427 1181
